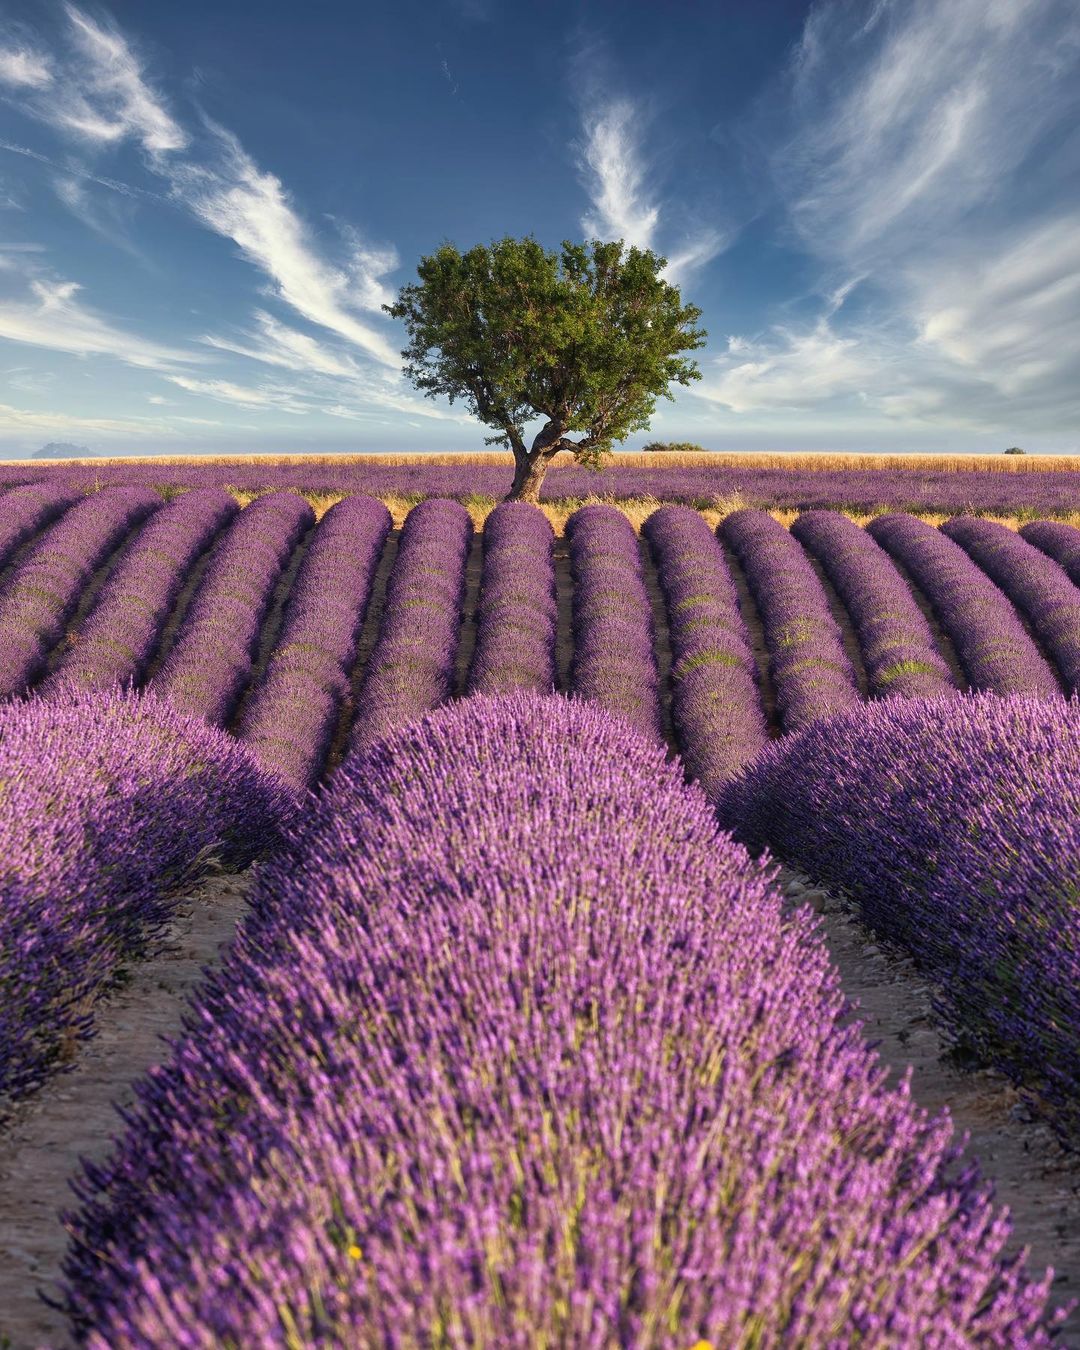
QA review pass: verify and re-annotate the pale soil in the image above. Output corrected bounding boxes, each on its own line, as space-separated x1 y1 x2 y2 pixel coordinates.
552 536 575 690
779 867 1080 1336
637 535 677 749
717 536 781 736
0 869 252 1350
453 529 485 696
322 527 399 775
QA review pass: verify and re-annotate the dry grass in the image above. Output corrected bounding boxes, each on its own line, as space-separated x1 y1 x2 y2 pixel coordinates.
228 486 1075 536
9 448 1080 474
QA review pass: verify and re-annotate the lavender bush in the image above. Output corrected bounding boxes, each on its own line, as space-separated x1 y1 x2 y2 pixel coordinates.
943 516 1080 694
467 500 557 694
0 482 79 572
1021 520 1080 585
791 509 955 699
62 694 1058 1345
868 513 1060 697
719 509 860 731
567 503 662 742
0 486 159 699
238 495 391 788
39 488 238 695
643 504 767 795
152 492 314 725
0 687 294 1103
348 497 471 757
720 694 1080 1143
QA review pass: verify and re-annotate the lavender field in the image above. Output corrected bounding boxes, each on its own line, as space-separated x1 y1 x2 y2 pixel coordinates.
1 451 1079 519
0 472 1078 1346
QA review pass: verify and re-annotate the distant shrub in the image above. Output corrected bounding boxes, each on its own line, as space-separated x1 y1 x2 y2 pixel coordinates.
1004 446 1027 454
641 440 709 453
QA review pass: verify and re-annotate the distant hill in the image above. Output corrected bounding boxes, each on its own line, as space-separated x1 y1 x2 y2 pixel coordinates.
33 442 98 459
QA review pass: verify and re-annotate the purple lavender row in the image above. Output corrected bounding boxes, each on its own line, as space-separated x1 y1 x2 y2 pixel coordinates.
721 694 1080 1145
38 488 238 696
719 509 860 732
0 486 160 700
791 509 955 700
566 503 663 742
942 517 1080 695
7 457 1080 516
643 504 767 796
347 497 471 758
867 513 1060 697
0 482 79 573
62 693 1058 1344
0 688 293 1103
1021 519 1080 586
467 500 557 695
237 495 392 789
153 492 314 727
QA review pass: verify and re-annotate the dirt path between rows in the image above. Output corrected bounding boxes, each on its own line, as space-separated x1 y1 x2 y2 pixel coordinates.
0 870 252 1349
453 529 485 696
779 867 1080 1336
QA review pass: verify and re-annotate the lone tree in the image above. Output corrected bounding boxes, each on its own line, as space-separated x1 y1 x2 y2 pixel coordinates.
383 236 707 502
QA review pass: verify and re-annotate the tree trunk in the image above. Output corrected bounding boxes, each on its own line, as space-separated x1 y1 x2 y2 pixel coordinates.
507 451 549 503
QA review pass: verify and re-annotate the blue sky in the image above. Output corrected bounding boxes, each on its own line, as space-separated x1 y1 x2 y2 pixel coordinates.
0 0 1078 457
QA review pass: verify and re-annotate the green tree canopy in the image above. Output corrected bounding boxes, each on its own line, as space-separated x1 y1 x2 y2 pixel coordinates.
384 235 707 501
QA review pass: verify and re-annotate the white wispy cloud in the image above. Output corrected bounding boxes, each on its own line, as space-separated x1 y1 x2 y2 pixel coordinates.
166 127 400 367
1 7 402 371
165 373 315 414
3 9 186 153
0 45 52 88
574 93 728 285
199 309 473 425
778 0 1080 268
0 401 164 433
912 213 1080 414
0 274 200 370
577 98 660 250
694 0 1080 442
201 309 363 379
696 320 879 414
